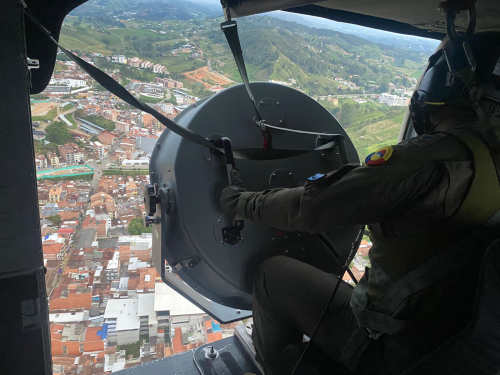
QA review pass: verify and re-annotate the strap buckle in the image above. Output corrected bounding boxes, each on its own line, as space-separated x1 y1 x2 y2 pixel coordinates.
366 328 382 340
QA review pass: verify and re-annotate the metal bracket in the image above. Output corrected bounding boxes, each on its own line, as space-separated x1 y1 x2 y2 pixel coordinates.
317 134 348 164
171 256 201 273
222 222 243 245
26 57 39 70
157 186 172 215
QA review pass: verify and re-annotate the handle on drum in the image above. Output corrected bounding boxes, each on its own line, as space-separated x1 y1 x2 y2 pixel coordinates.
212 137 244 245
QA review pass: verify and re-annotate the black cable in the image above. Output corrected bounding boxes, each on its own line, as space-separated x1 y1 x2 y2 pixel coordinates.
290 226 365 375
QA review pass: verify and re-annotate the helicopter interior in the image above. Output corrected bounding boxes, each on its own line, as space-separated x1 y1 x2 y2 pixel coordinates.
1 0 500 374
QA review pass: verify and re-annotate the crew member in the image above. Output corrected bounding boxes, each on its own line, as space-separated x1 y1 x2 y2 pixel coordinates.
221 32 500 374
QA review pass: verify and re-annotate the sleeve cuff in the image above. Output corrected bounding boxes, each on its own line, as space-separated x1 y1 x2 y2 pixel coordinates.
236 191 255 221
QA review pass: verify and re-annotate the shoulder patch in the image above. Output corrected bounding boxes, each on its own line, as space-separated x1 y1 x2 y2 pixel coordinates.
365 146 394 166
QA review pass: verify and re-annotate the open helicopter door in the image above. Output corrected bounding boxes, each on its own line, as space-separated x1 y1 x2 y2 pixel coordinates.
148 81 360 322
20 0 361 325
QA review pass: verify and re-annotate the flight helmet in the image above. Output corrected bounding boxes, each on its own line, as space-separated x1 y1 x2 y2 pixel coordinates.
410 32 500 135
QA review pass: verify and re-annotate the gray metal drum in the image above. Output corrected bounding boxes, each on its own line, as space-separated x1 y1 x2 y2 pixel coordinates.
150 82 359 318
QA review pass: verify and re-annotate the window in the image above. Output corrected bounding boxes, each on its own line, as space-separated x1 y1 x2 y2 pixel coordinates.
41 2 438 373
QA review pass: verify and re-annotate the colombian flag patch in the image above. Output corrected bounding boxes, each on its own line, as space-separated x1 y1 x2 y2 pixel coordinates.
365 146 394 166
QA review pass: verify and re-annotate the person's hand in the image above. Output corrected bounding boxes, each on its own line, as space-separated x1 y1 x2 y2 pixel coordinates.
229 168 246 190
220 169 246 220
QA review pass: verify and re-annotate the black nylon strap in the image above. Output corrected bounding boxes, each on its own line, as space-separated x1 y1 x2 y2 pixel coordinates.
340 327 372 372
23 6 341 162
376 236 484 315
221 21 262 122
232 141 337 160
350 269 412 335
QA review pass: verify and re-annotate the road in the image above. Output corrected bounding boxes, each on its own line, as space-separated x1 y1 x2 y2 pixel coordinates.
90 136 123 189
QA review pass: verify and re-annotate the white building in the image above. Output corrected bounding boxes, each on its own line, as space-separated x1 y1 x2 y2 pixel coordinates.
49 78 87 87
122 159 149 167
104 298 140 345
112 55 127 64
93 141 106 159
35 154 47 169
159 103 175 114
138 293 159 337
154 283 204 329
106 251 119 281
49 311 89 323
379 93 409 107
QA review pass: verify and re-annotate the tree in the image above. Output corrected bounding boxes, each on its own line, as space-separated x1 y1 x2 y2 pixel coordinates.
378 82 390 94
48 215 62 227
45 121 71 145
128 217 152 235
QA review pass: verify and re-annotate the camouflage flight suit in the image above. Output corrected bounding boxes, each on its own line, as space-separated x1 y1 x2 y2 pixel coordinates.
235 127 500 375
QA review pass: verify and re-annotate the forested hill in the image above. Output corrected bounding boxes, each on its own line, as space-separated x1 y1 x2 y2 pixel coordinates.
61 1 432 156
201 16 427 95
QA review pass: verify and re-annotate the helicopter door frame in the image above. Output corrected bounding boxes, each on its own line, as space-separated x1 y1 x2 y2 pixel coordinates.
0 2 52 374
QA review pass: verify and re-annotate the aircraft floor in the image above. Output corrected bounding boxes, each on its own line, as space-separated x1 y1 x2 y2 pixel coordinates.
114 336 263 375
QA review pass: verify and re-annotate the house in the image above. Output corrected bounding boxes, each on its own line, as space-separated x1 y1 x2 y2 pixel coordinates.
58 143 85 164
97 131 116 146
115 120 129 133
117 233 152 261
49 185 63 203
47 152 59 167
142 113 155 127
125 179 137 195
42 243 64 260
209 85 224 93
128 57 143 68
35 154 48 169
49 285 93 311
50 323 107 356
137 268 156 293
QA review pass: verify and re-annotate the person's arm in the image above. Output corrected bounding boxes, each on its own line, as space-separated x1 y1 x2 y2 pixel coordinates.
236 155 446 234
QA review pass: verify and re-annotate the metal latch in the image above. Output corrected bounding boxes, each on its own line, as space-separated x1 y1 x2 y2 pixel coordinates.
26 58 39 70
171 256 201 273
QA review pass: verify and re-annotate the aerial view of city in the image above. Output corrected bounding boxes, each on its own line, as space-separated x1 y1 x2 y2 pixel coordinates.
30 0 440 373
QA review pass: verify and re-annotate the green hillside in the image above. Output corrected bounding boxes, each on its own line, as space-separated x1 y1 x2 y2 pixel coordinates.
58 4 426 155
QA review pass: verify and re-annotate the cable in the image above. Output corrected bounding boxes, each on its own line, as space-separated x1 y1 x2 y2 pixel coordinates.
290 226 365 375
261 122 341 137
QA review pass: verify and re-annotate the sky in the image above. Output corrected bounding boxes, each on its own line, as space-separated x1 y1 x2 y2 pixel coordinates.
190 0 441 53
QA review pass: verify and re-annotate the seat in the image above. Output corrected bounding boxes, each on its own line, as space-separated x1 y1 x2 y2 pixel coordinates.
403 238 500 375
292 239 500 375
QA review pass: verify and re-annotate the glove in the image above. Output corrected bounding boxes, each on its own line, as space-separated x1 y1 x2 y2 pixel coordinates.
229 168 246 190
220 168 247 220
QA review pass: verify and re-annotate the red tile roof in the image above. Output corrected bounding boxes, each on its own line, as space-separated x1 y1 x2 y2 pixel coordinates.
43 243 64 255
